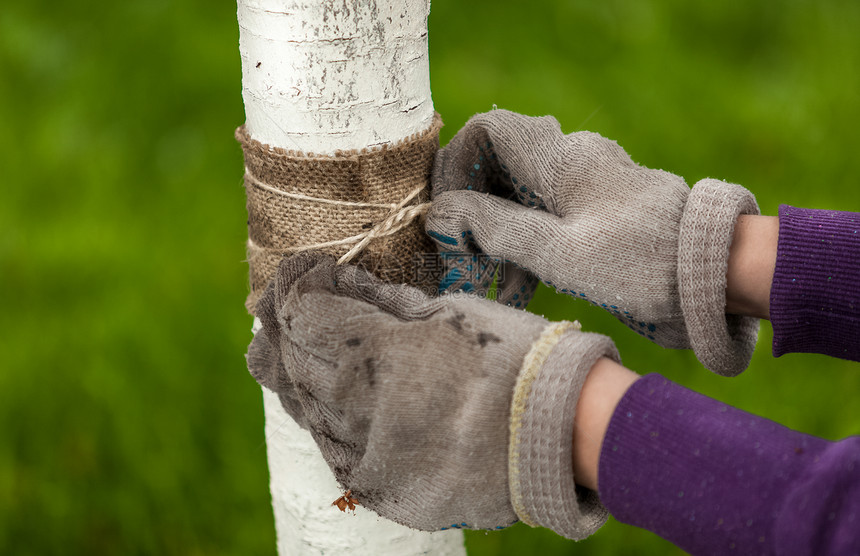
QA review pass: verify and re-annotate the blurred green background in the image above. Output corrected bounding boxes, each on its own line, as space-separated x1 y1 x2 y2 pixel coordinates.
2 1 859 554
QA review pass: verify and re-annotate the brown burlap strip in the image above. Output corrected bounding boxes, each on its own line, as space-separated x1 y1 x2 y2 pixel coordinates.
237 113 443 314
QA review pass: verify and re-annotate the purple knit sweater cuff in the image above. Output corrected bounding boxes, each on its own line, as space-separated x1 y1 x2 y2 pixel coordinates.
770 205 860 361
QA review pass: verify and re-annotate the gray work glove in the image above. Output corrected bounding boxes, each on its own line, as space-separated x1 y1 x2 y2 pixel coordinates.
247 252 618 539
426 109 760 376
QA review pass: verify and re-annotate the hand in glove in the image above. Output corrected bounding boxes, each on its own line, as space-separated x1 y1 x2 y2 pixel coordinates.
426 109 759 376
247 252 619 539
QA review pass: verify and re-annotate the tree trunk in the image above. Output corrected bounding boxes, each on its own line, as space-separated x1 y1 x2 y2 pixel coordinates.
237 0 466 553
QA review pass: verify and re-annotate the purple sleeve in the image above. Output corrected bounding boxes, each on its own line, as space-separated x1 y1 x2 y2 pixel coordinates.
771 205 860 361
598 374 860 556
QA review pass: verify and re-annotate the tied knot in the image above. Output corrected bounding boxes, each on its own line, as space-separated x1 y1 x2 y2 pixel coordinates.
244 169 431 265
237 112 443 314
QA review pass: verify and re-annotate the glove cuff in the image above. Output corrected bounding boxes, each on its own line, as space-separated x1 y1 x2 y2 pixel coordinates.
678 179 760 376
508 322 618 540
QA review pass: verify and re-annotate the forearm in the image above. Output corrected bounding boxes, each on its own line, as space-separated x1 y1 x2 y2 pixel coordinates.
722 206 860 362
725 214 778 320
571 353 860 554
594 373 860 555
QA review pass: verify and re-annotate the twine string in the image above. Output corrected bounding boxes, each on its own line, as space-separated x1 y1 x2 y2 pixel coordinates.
245 170 400 209
244 169 431 265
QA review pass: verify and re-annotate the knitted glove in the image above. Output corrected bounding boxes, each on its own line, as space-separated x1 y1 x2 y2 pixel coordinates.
247 252 619 539
426 109 759 376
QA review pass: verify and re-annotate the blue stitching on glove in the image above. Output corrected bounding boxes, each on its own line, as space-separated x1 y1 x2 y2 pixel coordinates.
427 230 458 246
440 520 517 531
438 268 463 292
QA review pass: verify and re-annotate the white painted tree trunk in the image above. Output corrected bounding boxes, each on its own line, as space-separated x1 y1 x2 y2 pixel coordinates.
238 1 466 554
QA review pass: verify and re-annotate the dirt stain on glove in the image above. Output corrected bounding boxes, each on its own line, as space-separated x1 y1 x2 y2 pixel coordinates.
477 332 502 347
446 312 466 333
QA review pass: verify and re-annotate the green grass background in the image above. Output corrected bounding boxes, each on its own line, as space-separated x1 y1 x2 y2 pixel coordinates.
2 1 859 554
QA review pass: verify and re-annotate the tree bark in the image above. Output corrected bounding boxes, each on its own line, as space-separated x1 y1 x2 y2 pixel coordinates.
237 0 466 553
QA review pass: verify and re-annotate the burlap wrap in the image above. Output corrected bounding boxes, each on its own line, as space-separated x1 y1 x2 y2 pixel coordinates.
237 113 443 314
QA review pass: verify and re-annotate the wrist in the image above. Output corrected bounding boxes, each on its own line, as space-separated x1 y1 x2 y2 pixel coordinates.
572 357 640 491
725 214 778 319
